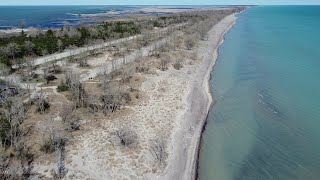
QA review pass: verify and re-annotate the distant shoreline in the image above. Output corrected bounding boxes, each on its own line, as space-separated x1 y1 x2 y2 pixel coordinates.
0 6 235 31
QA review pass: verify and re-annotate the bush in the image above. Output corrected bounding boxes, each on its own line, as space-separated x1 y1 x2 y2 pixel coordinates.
49 65 62 74
173 60 183 70
159 56 169 71
136 65 149 73
0 118 10 146
57 83 69 92
40 137 55 153
185 37 196 50
100 94 114 105
63 113 80 132
120 92 131 104
44 74 57 84
115 126 138 147
40 133 67 154
36 99 50 113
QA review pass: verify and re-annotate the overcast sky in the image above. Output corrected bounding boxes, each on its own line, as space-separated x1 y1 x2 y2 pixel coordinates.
1 0 320 5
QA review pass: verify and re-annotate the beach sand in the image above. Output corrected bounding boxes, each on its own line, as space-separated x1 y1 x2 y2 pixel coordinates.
160 14 237 180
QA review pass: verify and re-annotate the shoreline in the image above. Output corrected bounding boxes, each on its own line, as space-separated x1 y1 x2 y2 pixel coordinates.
161 13 239 180
195 17 238 180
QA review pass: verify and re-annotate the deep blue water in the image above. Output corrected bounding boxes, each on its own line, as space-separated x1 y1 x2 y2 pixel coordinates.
199 6 320 180
0 6 141 29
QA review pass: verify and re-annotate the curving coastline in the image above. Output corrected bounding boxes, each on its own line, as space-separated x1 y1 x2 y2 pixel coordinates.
192 14 239 180
160 13 239 180
195 15 239 180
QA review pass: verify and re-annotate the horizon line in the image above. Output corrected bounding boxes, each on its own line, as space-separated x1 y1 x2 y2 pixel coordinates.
0 4 320 6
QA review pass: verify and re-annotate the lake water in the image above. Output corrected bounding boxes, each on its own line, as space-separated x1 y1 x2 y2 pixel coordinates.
199 6 320 180
0 6 154 29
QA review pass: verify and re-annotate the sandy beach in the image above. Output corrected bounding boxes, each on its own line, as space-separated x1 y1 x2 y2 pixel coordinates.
160 14 238 180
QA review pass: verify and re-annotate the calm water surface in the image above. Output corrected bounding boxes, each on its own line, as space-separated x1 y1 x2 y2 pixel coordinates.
199 6 320 180
0 6 149 29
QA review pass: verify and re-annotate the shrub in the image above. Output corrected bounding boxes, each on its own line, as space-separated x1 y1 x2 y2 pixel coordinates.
173 60 183 70
136 65 149 73
185 37 196 50
40 133 67 154
40 137 55 153
44 74 57 84
115 126 138 147
100 94 114 105
120 92 131 104
78 59 89 67
34 92 50 113
0 117 10 146
64 113 80 132
49 65 62 74
57 83 69 92
36 99 50 113
159 56 169 71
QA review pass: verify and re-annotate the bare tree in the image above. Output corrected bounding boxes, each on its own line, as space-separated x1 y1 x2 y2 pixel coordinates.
171 31 180 51
100 68 118 114
101 65 111 92
60 103 80 132
52 146 67 180
88 93 100 114
42 128 68 179
34 90 50 114
159 56 169 71
2 97 25 148
65 70 87 107
65 70 80 90
5 43 21 60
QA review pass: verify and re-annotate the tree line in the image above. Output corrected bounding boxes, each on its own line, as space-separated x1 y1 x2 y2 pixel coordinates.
0 12 211 67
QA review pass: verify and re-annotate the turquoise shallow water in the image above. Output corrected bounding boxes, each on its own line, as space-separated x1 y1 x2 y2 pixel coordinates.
199 6 320 180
